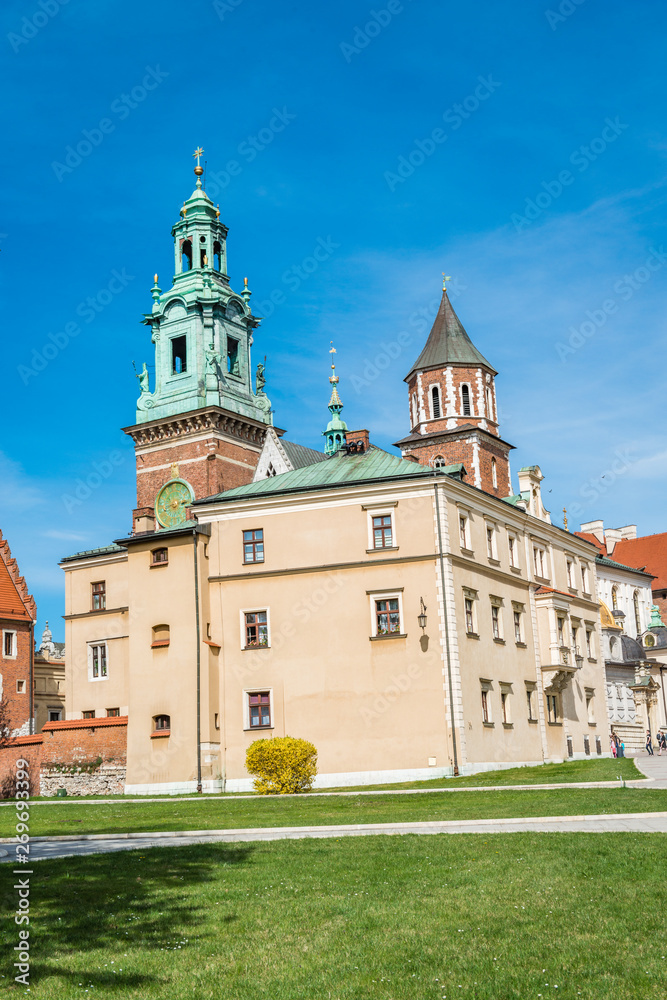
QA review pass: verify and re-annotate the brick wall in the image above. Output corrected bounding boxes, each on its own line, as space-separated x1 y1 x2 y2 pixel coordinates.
0 737 42 798
0 618 33 736
402 434 512 498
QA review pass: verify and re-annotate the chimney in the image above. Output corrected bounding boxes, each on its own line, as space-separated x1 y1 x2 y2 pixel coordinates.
345 429 370 453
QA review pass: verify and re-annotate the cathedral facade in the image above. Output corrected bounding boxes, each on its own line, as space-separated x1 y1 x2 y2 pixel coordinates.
59 162 612 793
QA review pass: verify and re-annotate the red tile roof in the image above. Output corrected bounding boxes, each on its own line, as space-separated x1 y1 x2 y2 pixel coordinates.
0 530 36 621
6 734 44 747
42 716 128 733
574 531 607 556
612 533 667 591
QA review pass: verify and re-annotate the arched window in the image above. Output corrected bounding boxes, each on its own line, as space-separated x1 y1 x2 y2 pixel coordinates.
431 385 441 419
634 591 641 635
491 458 498 489
213 241 222 271
411 392 417 426
432 455 446 468
461 384 471 416
181 240 192 272
485 386 493 419
611 586 618 611
151 624 170 648
153 714 171 732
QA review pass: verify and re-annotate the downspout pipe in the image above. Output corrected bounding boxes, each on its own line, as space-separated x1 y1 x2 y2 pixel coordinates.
433 479 459 775
193 528 202 793
29 620 34 736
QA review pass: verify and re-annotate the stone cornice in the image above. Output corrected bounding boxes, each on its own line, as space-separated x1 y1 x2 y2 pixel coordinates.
122 406 274 448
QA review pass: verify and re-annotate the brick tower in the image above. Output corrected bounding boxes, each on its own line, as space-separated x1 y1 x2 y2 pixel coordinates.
123 152 274 532
394 280 514 497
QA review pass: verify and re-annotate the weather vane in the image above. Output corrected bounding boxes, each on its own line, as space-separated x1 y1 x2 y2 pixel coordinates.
193 146 204 167
329 342 339 387
442 273 452 290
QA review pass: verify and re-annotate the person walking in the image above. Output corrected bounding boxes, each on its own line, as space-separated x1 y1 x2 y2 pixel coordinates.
646 730 654 756
611 734 617 757
658 731 666 755
618 739 625 759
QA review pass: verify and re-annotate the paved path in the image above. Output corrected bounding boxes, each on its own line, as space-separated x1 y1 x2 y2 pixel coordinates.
3 811 667 862
630 751 667 787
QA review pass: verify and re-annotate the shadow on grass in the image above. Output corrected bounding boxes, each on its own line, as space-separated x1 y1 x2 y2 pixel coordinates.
1 843 253 989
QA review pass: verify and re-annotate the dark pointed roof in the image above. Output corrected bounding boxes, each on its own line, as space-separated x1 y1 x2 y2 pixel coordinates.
405 290 496 380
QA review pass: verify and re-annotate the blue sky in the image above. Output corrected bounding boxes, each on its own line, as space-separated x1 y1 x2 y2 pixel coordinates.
2 0 667 639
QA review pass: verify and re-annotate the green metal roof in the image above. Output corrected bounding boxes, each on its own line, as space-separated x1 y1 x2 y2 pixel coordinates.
596 554 655 579
405 289 496 380
194 446 444 505
60 543 127 564
281 439 328 470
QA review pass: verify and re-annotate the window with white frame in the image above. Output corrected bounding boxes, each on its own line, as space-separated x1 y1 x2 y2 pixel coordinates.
89 642 108 680
526 683 537 721
480 679 493 724
490 597 504 640
459 513 470 551
367 508 396 550
571 618 581 658
508 534 518 568
546 693 559 724
585 628 594 658
485 386 493 419
463 589 478 635
430 385 442 419
16 679 26 694
486 524 496 560
512 603 524 643
372 594 403 636
3 630 17 658
243 610 269 648
491 458 498 489
500 684 512 725
566 558 574 588
585 688 595 724
581 563 589 593
246 690 272 729
533 545 547 579
461 383 472 416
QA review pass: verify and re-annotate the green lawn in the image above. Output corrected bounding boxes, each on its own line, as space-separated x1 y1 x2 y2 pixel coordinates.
7 785 667 839
1 833 664 998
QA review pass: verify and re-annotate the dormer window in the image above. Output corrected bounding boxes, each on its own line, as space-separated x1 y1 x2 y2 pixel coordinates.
461 384 471 416
181 239 192 272
172 336 187 375
431 385 441 419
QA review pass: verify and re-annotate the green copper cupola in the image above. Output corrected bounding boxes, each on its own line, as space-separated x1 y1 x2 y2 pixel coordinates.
133 149 272 427
323 343 348 456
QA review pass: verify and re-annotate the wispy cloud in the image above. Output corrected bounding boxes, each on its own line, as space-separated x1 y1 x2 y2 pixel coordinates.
0 452 44 509
41 529 88 542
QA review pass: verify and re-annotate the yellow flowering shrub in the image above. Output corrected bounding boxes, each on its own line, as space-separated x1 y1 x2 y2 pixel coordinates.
245 736 318 794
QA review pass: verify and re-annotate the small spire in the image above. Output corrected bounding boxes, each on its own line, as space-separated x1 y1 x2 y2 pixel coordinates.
442 272 452 291
323 343 347 455
328 342 342 407
193 146 204 188
563 507 568 531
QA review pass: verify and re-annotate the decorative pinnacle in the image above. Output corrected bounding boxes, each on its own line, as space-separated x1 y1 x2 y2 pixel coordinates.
442 273 452 290
563 507 569 531
151 273 162 305
193 146 204 188
328 342 342 407
241 276 252 303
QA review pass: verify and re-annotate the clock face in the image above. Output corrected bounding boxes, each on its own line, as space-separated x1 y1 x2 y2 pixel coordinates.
155 480 194 529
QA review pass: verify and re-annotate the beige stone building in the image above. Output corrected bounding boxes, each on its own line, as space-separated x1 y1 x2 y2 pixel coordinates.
59 173 612 792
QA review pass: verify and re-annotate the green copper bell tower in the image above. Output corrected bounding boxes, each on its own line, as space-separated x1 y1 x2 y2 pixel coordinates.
134 149 272 427
323 343 348 455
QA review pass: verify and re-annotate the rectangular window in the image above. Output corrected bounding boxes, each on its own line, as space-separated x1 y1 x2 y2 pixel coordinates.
172 335 187 374
465 598 475 634
533 546 547 578
481 689 489 723
526 687 535 721
585 689 595 724
243 529 264 564
586 629 594 658
572 625 579 656
245 611 268 648
151 547 168 566
547 695 559 724
16 679 26 694
227 337 240 375
492 605 501 640
91 581 106 611
581 564 589 593
566 559 574 588
459 515 469 550
48 709 62 722
91 643 107 679
501 691 509 724
557 617 565 646
372 515 393 549
508 535 516 567
248 691 271 728
82 710 95 720
375 598 401 635
486 526 495 560
513 610 522 643
106 708 120 717
3 631 17 657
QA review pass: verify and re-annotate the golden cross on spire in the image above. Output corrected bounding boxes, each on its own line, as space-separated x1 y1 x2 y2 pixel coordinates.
329 342 339 385
193 146 204 166
442 273 452 290
563 507 569 531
